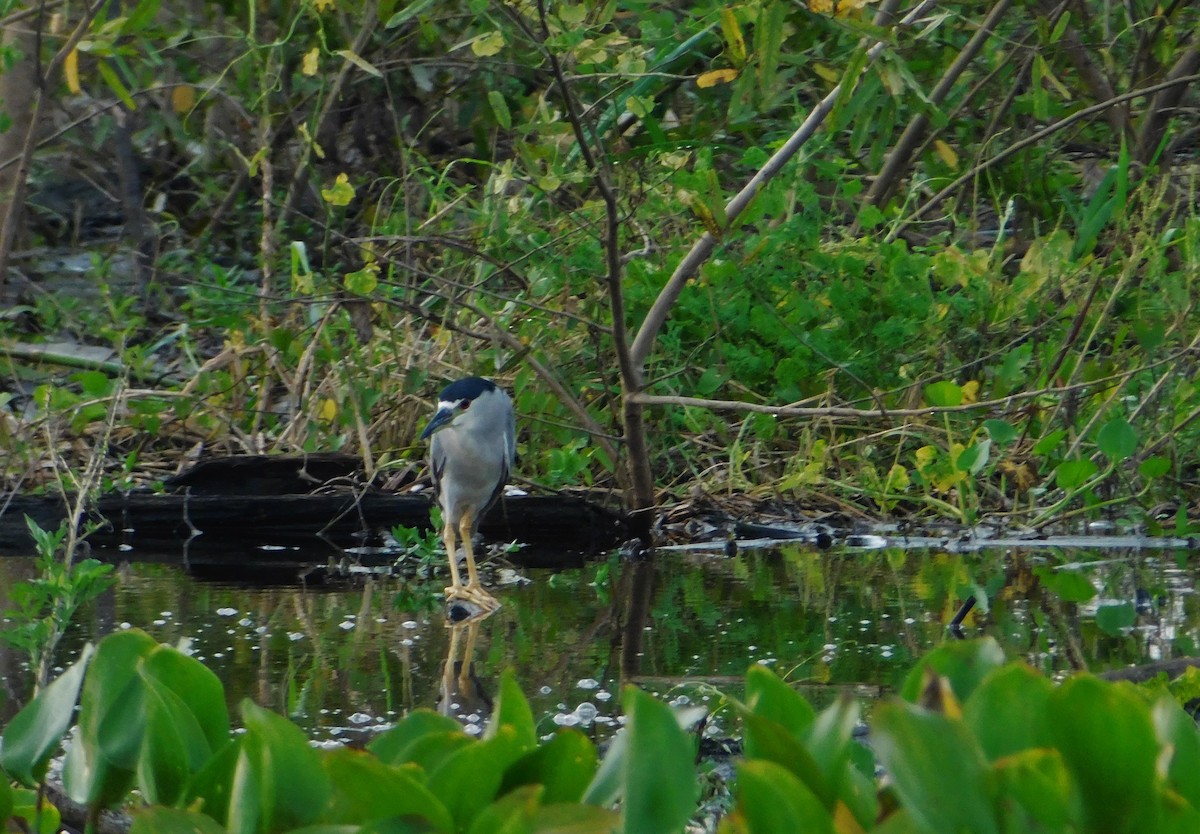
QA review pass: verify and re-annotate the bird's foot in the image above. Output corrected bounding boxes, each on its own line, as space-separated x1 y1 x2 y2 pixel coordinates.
445 582 501 614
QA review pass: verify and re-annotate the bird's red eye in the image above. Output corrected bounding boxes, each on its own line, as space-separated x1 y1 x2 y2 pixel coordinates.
459 400 471 410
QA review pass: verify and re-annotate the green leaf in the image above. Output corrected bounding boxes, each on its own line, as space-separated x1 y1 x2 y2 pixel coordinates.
1034 566 1097 603
619 687 697 834
385 0 437 28
528 803 619 833
1095 602 1136 636
1048 676 1160 834
804 694 859 808
1096 417 1137 462
467 783 541 834
368 709 465 765
228 700 331 834
65 630 157 807
1154 696 1200 810
10 786 61 834
963 663 1053 760
322 747 453 830
97 59 137 109
955 439 990 474
1033 429 1066 456
740 713 826 800
344 266 379 295
426 733 513 831
487 670 537 757
899 638 1006 704
0 767 12 821
983 419 1018 446
733 760 833 833
130 807 229 834
0 644 94 785
500 729 597 804
923 380 963 407
871 701 999 834
1139 455 1170 479
1055 458 1098 490
744 664 815 736
988 748 1076 830
488 90 512 130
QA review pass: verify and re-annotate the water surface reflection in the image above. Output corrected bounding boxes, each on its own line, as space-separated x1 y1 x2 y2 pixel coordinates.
0 542 1195 744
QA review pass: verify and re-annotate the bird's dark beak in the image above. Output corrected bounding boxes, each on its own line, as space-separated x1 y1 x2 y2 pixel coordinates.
420 406 454 440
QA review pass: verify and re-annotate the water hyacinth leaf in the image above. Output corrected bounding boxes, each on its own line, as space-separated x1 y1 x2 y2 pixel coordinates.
988 748 1076 830
745 664 815 736
733 760 834 833
740 713 825 799
322 747 453 830
803 694 859 806
1095 602 1136 636
79 629 157 770
1048 675 1160 834
899 638 1006 703
871 701 999 834
9 787 61 834
141 645 230 752
963 663 1053 760
0 777 10 824
138 673 209 806
500 729 598 803
1153 697 1200 810
426 731 516 831
1055 458 1098 490
620 686 698 834
467 783 541 834
0 643 93 785
528 803 619 834
1096 417 1137 462
486 670 537 756
129 807 229 834
368 710 466 765
923 380 963 407
228 700 331 834
183 737 239 825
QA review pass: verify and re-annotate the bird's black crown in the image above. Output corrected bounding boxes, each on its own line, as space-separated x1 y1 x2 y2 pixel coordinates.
439 376 497 403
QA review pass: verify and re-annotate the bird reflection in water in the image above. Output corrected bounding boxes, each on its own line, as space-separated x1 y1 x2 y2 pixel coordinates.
437 608 494 733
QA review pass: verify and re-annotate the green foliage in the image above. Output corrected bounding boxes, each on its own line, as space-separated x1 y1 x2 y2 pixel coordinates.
4 0 1200 527
0 518 114 688
6 631 1200 832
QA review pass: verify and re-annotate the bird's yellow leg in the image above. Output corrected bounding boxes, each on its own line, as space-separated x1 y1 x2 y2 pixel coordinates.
444 508 500 611
442 518 463 590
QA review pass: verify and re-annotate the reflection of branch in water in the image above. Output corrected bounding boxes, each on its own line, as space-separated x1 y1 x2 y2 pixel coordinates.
438 615 495 733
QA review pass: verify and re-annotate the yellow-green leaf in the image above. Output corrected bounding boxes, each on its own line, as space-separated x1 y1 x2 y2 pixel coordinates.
720 7 747 66
471 31 505 57
696 68 738 88
335 49 382 78
934 139 959 169
301 47 319 77
65 49 81 94
321 173 355 207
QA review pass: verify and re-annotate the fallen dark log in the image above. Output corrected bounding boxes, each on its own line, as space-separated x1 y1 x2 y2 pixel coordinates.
0 490 629 562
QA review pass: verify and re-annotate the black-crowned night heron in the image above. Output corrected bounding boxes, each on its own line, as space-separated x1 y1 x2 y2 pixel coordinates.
420 376 515 611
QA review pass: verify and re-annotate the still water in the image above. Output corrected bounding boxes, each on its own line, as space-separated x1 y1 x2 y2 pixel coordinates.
1 541 1197 745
